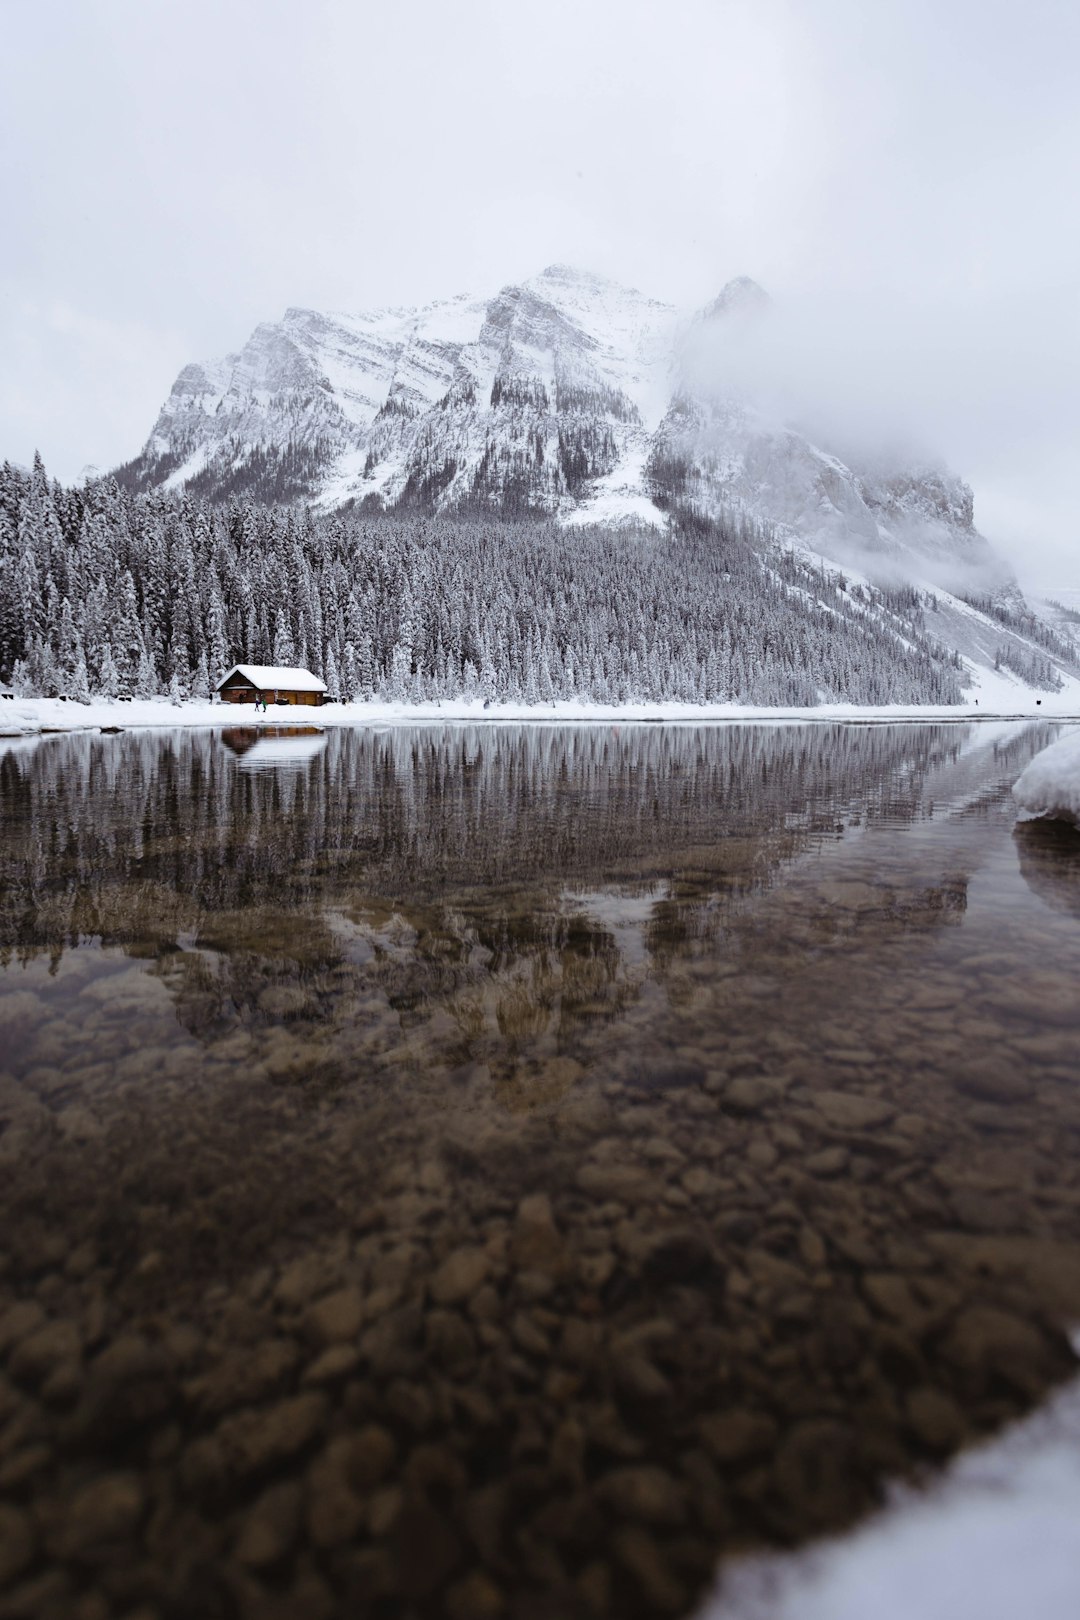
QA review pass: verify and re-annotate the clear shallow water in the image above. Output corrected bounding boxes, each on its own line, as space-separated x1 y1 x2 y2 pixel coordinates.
1 721 1079 1620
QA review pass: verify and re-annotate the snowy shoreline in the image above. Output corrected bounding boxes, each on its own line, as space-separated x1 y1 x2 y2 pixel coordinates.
4 691 1080 739
699 1342 1080 1620
1012 726 1080 825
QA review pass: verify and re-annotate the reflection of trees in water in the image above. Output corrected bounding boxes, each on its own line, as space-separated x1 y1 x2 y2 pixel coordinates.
0 723 984 1064
2 723 966 942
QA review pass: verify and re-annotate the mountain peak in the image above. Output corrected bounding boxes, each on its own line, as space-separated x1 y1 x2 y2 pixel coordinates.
536 263 621 291
112 264 1007 593
700 277 770 322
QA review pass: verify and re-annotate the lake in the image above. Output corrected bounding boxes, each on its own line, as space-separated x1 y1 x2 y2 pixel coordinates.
2 720 1079 1620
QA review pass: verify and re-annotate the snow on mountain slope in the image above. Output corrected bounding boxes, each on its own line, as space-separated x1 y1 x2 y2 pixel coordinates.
115 265 1015 596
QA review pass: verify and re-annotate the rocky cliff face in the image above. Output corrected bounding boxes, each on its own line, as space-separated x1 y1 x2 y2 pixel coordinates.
115 265 1009 589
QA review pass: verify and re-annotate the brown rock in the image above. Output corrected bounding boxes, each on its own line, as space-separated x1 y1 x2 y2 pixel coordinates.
274 1254 337 1310
577 1163 655 1201
747 1139 779 1170
385 1378 434 1431
425 1310 477 1372
597 1465 685 1525
9 1319 81 1386
938 1306 1063 1396
724 1078 779 1114
303 1344 360 1386
951 1059 1032 1103
358 1301 423 1375
446 1569 506 1620
368 1484 404 1537
613 1355 672 1402
304 1286 363 1346
805 1146 849 1177
814 1091 894 1130
394 1498 462 1599
56 1474 144 1561
699 1409 778 1465
234 1481 302 1568
798 1225 827 1268
509 1310 550 1358
773 1420 859 1528
609 1526 686 1613
308 1476 366 1549
0 1504 35 1588
212 1391 328 1485
905 1387 967 1452
431 1247 491 1307
577 1559 612 1617
190 1337 297 1416
0 1302 45 1357
863 1273 926 1326
642 1229 718 1285
511 1193 566 1275
347 1423 397 1489
73 1336 176 1440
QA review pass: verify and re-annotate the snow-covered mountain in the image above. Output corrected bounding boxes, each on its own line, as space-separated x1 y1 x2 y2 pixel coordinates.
116 265 1009 591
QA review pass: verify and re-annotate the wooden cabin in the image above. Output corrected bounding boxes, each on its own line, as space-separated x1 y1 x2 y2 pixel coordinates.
214 664 328 707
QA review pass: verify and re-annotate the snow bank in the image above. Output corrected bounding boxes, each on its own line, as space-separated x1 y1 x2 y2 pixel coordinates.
1012 726 1080 825
4 692 1080 740
699 1355 1080 1620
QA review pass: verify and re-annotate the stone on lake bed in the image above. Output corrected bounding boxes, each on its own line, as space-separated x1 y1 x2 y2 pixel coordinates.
723 1078 781 1114
0 1301 46 1356
304 1286 364 1346
805 1146 849 1177
699 1408 778 1465
0 1504 36 1588
510 1193 566 1275
303 1343 360 1385
445 1569 506 1620
8 1319 81 1387
951 1059 1033 1103
234 1480 303 1567
576 1162 656 1201
597 1465 686 1525
642 1228 719 1285
188 1337 297 1416
0 990 44 1031
813 1090 894 1130
55 1473 145 1560
904 1386 967 1452
189 1392 329 1486
430 1247 492 1306
938 1306 1065 1395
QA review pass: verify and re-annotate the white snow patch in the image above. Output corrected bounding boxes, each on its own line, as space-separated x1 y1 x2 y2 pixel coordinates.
561 443 667 530
1012 724 1080 825
162 446 210 491
698 1350 1080 1620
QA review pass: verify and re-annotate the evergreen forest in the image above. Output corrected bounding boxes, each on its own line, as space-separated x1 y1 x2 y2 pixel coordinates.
0 455 966 707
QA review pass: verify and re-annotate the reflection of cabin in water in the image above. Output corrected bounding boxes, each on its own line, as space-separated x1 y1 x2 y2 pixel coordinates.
215 665 327 707
221 726 324 758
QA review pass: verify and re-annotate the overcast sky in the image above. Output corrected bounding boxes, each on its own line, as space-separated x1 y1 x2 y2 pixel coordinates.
2 0 1077 585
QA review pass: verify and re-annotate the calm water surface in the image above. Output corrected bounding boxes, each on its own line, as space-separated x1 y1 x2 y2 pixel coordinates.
1 721 1079 1620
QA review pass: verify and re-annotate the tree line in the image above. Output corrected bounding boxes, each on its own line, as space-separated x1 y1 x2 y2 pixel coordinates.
0 454 966 707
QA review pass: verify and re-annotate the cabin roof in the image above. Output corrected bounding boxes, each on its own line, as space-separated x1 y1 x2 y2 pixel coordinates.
216 664 327 693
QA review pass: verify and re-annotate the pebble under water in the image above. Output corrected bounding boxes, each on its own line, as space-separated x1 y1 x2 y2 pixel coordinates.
1 719 1079 1620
